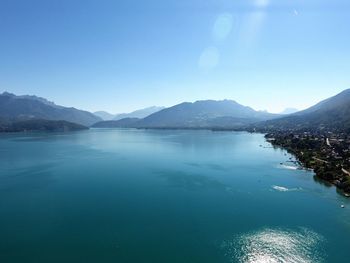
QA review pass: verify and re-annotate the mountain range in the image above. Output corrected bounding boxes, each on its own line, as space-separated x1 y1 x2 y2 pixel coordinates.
0 92 101 126
135 100 279 128
93 100 279 129
1 89 350 133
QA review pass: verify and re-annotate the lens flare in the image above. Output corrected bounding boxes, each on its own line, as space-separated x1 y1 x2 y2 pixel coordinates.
255 0 270 8
212 13 234 41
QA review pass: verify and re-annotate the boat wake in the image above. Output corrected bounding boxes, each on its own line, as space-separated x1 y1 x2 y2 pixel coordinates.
279 164 299 170
272 185 302 192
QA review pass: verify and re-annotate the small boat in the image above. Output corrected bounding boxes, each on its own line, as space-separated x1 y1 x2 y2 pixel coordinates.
341 205 345 208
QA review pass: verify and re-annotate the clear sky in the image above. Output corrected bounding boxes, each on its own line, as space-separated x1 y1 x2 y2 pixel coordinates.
0 0 349 114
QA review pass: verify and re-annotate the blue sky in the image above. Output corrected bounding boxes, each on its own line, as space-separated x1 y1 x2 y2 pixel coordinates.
0 0 349 113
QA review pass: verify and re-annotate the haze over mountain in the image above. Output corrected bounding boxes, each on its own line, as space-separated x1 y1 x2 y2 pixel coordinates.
93 111 115 121
280 108 299 115
258 89 350 132
113 106 165 120
93 106 165 121
0 92 101 126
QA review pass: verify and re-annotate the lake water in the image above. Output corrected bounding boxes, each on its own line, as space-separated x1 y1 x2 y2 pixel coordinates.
1 129 350 262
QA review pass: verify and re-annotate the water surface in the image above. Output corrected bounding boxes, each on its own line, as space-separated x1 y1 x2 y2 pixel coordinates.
0 129 349 262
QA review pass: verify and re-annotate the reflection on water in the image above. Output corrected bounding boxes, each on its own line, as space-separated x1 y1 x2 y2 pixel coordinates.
222 228 325 263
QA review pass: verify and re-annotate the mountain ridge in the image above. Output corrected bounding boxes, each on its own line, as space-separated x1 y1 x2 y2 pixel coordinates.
0 92 101 126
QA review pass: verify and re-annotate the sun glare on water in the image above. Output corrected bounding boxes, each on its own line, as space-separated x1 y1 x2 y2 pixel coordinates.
222 228 325 263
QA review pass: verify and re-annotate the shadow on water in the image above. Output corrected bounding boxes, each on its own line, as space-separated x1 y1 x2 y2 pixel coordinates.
185 162 233 172
155 170 227 191
313 175 333 188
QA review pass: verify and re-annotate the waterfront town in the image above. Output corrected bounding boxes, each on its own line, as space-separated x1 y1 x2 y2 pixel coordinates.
264 130 350 195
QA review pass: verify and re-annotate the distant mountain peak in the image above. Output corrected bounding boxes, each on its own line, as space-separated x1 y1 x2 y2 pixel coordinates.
1 91 15 96
93 111 115 120
192 99 238 104
113 106 165 120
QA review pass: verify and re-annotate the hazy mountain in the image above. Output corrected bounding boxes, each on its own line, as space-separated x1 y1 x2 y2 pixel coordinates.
279 108 299 115
134 100 279 128
114 106 165 120
93 111 115 120
92 118 140 128
258 89 350 132
0 92 101 126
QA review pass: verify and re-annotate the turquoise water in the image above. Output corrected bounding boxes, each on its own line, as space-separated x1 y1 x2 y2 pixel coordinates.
0 129 350 262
